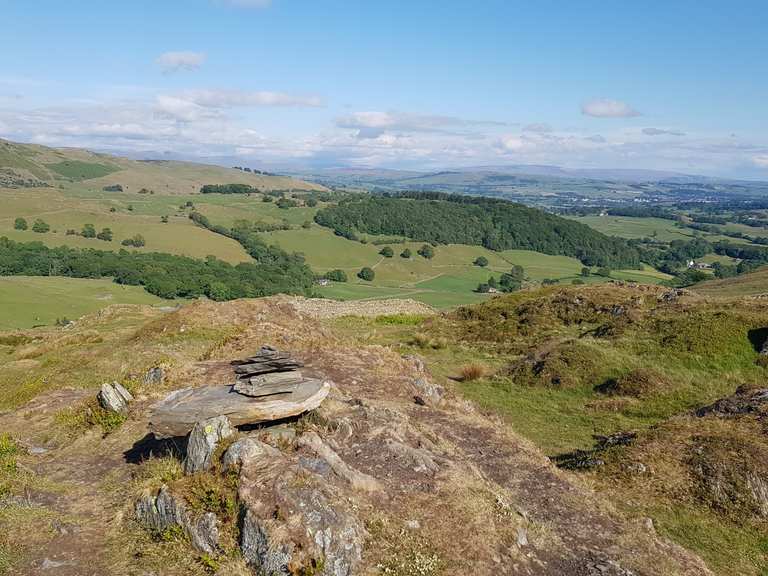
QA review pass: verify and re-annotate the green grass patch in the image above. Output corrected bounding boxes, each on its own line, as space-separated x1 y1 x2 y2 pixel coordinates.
46 160 119 181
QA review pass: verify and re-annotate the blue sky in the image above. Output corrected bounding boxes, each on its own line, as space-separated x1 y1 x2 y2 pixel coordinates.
1 0 767 177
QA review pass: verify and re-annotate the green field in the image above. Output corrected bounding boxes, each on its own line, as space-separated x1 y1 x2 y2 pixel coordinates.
570 215 695 241
46 160 119 181
0 276 173 329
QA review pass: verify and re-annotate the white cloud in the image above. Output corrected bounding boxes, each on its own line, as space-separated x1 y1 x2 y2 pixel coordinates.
336 111 505 138
753 155 768 168
523 123 552 133
156 51 206 74
176 89 323 108
581 98 640 118
642 127 686 136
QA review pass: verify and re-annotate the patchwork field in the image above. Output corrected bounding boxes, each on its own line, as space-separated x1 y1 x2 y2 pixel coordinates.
692 267 768 297
0 276 173 329
569 215 694 241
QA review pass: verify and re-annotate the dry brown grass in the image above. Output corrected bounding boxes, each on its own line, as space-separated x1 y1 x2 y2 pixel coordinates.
459 363 487 382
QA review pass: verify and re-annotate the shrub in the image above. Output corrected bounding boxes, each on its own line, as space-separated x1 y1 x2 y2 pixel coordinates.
302 220 312 229
401 248 412 259
161 215 169 223
358 267 375 281
102 184 123 192
379 246 394 258
13 217 27 231
122 234 146 248
96 228 113 241
276 198 298 209
417 244 435 259
81 223 96 238
459 363 487 382
32 219 50 233
572 278 585 285
306 198 318 207
581 266 591 277
474 256 489 267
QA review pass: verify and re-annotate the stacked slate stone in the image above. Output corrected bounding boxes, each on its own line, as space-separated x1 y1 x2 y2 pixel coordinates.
232 345 305 398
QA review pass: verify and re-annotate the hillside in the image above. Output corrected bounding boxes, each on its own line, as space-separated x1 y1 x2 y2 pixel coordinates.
692 266 768 297
0 296 712 575
315 193 642 268
332 283 768 575
0 139 324 194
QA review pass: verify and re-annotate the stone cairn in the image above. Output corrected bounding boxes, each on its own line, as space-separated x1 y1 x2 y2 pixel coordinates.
231 345 305 398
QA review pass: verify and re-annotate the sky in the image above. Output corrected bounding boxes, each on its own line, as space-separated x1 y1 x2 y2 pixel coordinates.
1 0 767 178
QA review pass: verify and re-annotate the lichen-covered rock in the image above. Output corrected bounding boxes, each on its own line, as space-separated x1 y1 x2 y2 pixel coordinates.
240 510 293 574
143 366 165 386
135 485 220 554
412 377 444 407
97 382 133 414
184 415 234 475
222 437 280 471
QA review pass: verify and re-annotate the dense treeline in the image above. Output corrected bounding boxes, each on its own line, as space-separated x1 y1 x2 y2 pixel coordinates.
200 184 258 194
315 193 642 268
0 237 314 300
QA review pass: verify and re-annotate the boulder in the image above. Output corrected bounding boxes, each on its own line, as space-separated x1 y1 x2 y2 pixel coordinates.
184 415 234 475
412 377 444 407
143 366 165 386
97 382 133 414
150 380 331 438
222 437 280 471
135 485 220 555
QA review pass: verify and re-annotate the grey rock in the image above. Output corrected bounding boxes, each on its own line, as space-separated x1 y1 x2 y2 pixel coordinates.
516 526 529 547
97 381 133 414
260 424 297 446
135 485 220 555
222 437 279 471
143 366 165 386
412 377 444 407
240 510 293 574
184 415 235 475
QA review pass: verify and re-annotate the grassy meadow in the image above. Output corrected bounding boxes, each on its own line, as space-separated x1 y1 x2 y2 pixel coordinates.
0 277 174 329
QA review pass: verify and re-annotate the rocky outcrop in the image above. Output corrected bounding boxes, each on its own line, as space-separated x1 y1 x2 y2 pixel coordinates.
184 415 234 475
97 382 133 414
135 485 220 554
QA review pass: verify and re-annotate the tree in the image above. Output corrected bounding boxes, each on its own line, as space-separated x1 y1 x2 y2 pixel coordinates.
161 215 169 223
357 267 375 281
488 276 498 288
325 269 348 282
302 221 312 229
32 219 50 233
417 244 435 259
473 256 489 267
276 198 298 209
82 223 96 238
96 228 113 241
475 283 491 293
401 248 412 259
596 267 612 278
262 195 273 203
122 234 146 248
379 246 394 258
14 218 27 231
581 267 591 277
306 198 318 207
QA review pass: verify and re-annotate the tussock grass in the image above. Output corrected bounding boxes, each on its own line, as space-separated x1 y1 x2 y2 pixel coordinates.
458 363 487 382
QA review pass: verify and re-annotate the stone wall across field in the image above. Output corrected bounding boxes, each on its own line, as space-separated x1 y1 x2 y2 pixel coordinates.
286 297 435 319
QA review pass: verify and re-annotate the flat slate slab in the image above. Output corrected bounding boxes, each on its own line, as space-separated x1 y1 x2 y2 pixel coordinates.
149 379 331 438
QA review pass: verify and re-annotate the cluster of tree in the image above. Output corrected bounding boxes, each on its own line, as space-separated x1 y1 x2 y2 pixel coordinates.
200 184 258 194
232 166 276 176
324 269 348 282
78 224 113 241
121 234 145 247
0 237 315 300
634 237 713 274
380 243 432 259
15 217 51 233
187 211 314 294
476 265 525 293
276 198 298 209
314 193 642 268
232 219 292 233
